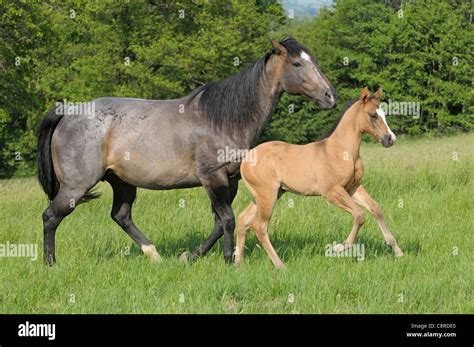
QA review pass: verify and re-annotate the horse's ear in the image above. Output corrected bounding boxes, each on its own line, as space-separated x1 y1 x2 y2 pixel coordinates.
269 38 287 56
374 88 382 99
359 87 371 103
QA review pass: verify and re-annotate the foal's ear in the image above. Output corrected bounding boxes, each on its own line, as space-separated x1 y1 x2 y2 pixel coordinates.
374 88 382 99
269 38 287 56
359 87 371 103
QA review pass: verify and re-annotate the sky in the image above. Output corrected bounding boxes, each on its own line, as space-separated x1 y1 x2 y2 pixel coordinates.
281 0 334 17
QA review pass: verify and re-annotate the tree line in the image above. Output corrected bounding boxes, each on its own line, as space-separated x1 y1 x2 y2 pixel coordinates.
0 0 472 178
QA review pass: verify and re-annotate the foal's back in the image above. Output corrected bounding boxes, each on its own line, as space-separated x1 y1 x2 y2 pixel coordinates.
242 139 350 197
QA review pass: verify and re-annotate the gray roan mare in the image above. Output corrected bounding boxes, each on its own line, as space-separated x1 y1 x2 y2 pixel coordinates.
37 37 337 265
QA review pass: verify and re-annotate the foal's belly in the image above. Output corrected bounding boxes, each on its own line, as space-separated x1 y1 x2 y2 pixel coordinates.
279 169 322 196
281 184 321 196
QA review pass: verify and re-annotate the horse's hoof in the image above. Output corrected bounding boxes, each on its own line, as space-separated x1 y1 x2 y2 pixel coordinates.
44 254 56 266
141 244 162 263
179 251 196 263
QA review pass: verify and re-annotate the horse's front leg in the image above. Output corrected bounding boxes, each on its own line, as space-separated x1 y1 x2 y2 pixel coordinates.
180 172 238 263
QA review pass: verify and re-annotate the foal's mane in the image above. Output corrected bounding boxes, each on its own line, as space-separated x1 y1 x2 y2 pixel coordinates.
318 98 359 140
187 37 309 129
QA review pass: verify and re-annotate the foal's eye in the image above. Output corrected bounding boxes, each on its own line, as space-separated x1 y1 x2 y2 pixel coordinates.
292 62 302 67
369 112 378 119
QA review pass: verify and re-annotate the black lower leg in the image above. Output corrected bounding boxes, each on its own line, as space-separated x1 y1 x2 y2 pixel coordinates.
222 210 236 263
108 175 153 247
42 196 74 265
192 180 238 260
43 207 60 266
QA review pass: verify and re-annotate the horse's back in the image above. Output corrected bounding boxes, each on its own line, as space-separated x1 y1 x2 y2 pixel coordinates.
50 95 199 188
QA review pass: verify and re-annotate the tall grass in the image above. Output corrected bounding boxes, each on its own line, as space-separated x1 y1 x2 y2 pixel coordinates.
0 133 472 313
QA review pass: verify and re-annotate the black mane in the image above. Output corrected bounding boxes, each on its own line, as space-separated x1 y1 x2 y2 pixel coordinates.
280 36 310 57
188 57 267 129
188 37 309 129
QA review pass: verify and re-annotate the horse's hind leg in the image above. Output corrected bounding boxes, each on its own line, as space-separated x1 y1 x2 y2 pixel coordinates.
43 185 93 265
352 185 403 257
235 202 257 267
107 175 161 262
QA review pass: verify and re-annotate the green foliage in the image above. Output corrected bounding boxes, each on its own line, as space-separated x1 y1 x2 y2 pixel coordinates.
263 0 473 143
0 0 284 178
0 0 472 178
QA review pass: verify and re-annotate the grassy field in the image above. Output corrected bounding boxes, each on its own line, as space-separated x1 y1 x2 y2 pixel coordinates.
0 133 472 313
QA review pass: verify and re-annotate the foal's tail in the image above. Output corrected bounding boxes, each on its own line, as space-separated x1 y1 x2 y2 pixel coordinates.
37 109 63 201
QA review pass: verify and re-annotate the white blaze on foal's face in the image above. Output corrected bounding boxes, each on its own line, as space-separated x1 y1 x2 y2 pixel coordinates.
376 107 396 140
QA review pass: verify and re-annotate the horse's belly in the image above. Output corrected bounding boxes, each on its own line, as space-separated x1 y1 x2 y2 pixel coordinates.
107 151 200 189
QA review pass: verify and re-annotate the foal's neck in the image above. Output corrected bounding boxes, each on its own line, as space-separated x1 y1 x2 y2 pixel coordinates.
326 102 362 161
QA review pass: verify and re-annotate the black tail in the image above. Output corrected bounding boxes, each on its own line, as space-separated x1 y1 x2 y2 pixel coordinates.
37 109 63 201
37 109 101 202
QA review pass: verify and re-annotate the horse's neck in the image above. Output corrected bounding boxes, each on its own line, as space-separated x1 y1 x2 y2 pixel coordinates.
240 71 283 147
327 105 362 161
253 83 282 138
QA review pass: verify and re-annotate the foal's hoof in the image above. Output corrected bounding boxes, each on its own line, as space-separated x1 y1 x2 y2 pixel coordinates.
274 262 286 270
393 247 404 257
234 256 243 268
179 251 197 263
332 243 347 253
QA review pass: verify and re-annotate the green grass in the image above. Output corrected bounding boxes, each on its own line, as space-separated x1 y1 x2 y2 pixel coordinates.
0 133 473 313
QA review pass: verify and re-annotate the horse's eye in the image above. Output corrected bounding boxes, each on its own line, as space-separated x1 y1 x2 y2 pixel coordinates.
369 112 378 118
292 62 302 67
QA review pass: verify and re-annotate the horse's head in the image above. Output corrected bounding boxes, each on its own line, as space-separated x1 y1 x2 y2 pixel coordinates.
268 37 337 109
357 87 396 148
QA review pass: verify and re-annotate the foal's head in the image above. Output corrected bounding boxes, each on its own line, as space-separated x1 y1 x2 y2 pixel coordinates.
357 87 396 147
268 37 337 109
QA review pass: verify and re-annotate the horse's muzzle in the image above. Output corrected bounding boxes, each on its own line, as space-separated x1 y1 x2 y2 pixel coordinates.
381 133 395 148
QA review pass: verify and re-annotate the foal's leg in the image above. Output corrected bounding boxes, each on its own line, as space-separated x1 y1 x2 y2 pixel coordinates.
252 190 284 269
352 185 403 257
107 175 161 262
235 202 257 267
324 186 365 253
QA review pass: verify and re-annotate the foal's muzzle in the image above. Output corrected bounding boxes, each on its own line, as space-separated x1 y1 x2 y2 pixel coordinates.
381 133 395 148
